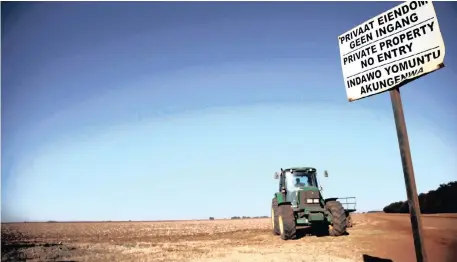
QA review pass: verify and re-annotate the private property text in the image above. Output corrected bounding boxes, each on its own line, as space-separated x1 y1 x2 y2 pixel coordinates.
338 1 444 96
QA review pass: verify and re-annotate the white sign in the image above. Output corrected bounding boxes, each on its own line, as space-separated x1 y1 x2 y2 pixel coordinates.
338 1 446 102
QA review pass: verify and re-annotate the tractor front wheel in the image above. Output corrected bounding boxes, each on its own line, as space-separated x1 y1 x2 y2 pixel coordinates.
278 204 296 240
271 198 280 235
326 200 347 236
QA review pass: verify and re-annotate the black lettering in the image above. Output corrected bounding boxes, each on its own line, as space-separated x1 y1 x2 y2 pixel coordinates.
359 66 426 96
350 32 373 49
376 13 419 38
377 42 413 63
341 20 375 45
383 49 441 76
377 21 434 53
410 12 419 23
344 45 378 65
353 46 441 97
348 69 383 88
433 49 441 59
427 21 435 32
361 57 375 69
398 67 424 81
377 1 428 26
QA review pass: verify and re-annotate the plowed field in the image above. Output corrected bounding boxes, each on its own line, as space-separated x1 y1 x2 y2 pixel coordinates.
2 214 457 262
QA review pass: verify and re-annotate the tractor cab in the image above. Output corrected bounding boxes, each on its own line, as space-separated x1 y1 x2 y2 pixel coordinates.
275 167 320 207
285 168 318 189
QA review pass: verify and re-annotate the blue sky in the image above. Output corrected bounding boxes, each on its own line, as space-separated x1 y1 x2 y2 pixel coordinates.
2 2 457 222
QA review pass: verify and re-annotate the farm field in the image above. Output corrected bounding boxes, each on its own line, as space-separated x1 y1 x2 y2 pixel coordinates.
2 213 457 262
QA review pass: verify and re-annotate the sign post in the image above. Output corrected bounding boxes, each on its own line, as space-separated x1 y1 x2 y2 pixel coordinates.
337 1 446 262
389 86 428 262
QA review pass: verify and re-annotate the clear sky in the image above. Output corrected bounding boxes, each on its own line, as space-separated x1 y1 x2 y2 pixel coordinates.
2 2 457 222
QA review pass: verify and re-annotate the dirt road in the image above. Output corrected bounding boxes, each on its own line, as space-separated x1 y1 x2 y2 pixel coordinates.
2 213 456 262
364 213 457 262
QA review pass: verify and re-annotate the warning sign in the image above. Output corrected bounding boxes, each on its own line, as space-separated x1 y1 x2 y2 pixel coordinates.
338 1 445 102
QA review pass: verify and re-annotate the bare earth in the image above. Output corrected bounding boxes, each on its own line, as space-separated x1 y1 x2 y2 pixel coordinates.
2 213 457 262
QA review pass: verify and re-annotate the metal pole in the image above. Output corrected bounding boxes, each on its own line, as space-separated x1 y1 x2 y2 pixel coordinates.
389 87 428 262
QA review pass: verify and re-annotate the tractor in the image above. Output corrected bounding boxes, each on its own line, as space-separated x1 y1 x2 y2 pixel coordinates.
271 167 357 240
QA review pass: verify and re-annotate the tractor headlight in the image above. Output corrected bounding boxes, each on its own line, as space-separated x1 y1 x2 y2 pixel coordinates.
306 199 313 203
313 199 320 203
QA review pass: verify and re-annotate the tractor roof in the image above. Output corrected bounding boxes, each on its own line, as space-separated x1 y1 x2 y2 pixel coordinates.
285 167 317 172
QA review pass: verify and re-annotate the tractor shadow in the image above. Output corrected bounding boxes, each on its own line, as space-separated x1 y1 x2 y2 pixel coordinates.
295 226 350 239
362 254 394 262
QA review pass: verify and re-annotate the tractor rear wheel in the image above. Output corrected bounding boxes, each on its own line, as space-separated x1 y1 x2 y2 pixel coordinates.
326 200 347 236
278 204 296 240
271 198 280 235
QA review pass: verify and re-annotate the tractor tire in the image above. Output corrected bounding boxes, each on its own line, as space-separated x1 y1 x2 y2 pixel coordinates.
278 204 296 240
271 198 280 235
325 200 347 236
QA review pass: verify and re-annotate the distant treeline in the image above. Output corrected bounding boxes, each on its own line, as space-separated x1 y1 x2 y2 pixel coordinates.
383 181 457 214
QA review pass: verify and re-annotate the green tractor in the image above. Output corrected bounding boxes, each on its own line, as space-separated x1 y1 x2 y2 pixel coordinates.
271 167 357 240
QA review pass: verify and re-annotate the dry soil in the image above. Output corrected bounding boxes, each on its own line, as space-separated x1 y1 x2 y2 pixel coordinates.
2 213 456 262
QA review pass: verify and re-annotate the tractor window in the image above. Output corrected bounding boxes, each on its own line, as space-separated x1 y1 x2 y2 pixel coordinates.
289 172 316 188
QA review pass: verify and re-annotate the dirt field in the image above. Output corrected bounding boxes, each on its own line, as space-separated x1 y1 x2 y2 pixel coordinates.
2 213 457 262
